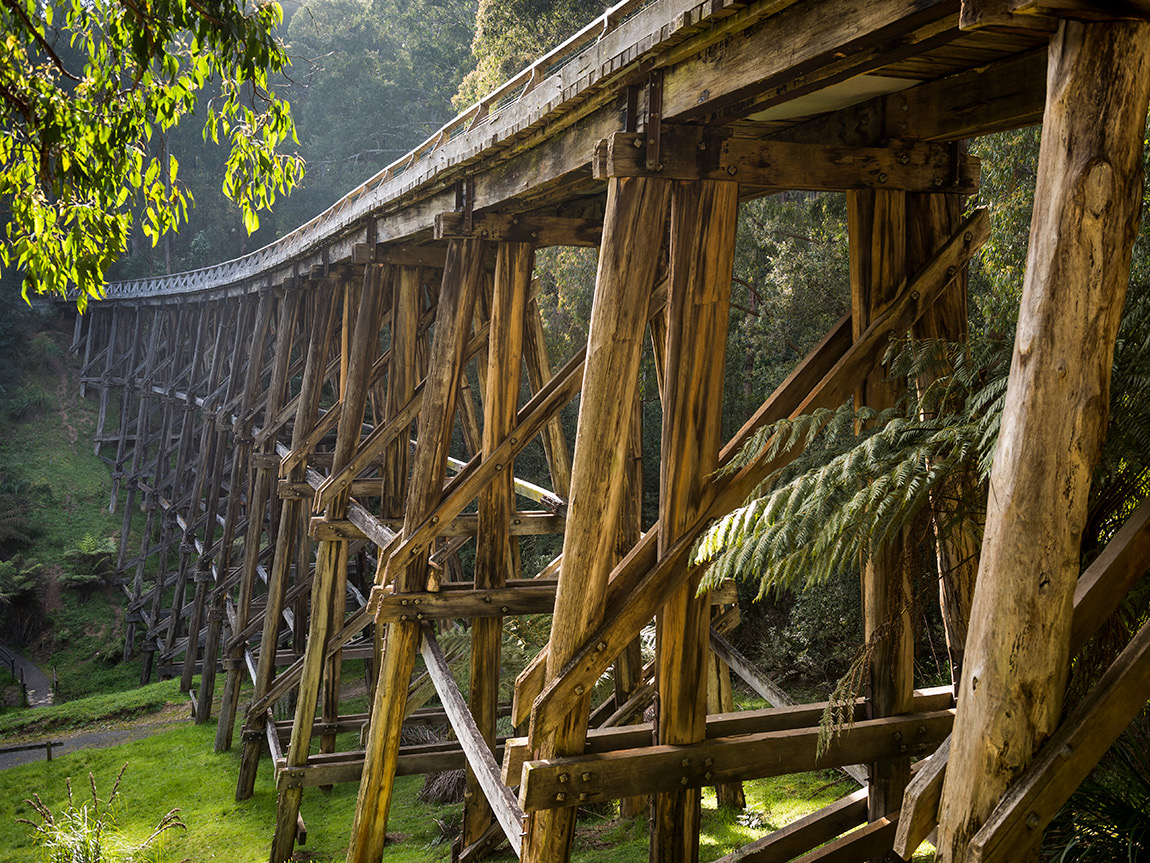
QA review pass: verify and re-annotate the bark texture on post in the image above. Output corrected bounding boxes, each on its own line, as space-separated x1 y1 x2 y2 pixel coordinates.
937 18 1150 862
521 175 670 863
464 241 532 848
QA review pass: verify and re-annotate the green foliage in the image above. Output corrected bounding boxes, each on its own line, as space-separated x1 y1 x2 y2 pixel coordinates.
0 480 36 555
60 534 117 599
0 0 304 305
694 335 1009 597
19 765 185 863
696 273 1150 604
0 555 40 605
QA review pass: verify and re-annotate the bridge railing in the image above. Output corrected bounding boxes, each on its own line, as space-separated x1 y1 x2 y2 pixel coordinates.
101 0 697 303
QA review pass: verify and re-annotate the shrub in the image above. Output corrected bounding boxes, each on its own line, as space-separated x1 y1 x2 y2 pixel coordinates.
19 765 185 863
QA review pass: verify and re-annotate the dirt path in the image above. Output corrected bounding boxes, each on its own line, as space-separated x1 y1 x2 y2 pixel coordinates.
0 704 189 771
0 643 54 708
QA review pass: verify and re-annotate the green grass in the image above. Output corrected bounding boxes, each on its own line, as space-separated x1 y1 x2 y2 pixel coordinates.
0 714 866 863
0 678 895 863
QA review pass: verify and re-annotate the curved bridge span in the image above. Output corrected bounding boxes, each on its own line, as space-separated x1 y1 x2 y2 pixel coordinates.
71 2 1150 861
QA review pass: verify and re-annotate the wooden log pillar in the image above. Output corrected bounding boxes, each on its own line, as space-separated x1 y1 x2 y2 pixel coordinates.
270 266 387 863
937 18 1150 862
616 388 647 820
520 175 671 863
848 188 914 824
371 266 421 711
463 241 533 852
236 281 338 801
321 274 363 767
907 191 978 688
651 179 738 863
347 238 486 863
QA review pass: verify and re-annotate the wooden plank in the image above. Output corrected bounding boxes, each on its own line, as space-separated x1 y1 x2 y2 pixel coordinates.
967 614 1150 861
502 686 955 787
373 584 557 622
598 130 979 193
518 709 954 811
422 628 525 856
789 815 899 863
708 629 794 709
936 19 1150 863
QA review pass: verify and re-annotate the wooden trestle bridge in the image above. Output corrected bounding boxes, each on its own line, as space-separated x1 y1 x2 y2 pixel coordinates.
65 0 1150 861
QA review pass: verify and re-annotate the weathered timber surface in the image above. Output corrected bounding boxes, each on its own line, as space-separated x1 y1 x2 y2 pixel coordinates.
937 18 1150 863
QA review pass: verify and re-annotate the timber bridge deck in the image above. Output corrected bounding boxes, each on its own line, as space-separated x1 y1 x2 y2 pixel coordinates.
69 1 1150 861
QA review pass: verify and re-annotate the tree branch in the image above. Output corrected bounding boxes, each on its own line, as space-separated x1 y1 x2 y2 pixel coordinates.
0 0 82 82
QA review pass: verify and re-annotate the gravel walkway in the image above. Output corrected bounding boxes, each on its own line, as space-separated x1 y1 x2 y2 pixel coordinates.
0 643 54 708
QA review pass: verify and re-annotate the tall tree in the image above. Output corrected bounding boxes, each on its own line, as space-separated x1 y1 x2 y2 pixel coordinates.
0 0 304 305
454 0 590 107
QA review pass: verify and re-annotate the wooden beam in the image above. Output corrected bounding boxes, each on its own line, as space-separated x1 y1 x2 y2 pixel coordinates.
422 628 524 856
502 686 955 787
373 584 557 623
435 213 602 247
518 710 954 812
596 130 979 193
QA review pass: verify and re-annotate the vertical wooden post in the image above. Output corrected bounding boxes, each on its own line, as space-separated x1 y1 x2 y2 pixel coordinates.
372 266 421 710
907 191 978 688
937 19 1150 862
198 289 276 724
616 389 647 820
521 175 670 863
848 188 914 824
94 306 121 457
321 273 364 766
652 179 738 863
524 298 572 499
270 266 387 863
347 238 486 863
463 241 533 851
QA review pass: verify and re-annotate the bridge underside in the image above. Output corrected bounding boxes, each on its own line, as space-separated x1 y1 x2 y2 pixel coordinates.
71 1 1150 861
